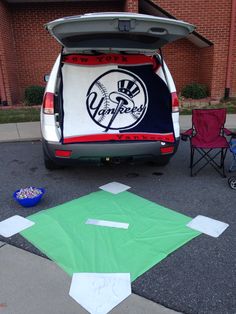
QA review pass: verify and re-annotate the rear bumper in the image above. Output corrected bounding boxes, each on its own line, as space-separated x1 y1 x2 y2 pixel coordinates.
43 138 179 164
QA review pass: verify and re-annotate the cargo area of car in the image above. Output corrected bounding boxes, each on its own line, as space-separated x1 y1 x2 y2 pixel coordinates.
59 53 175 145
40 13 195 168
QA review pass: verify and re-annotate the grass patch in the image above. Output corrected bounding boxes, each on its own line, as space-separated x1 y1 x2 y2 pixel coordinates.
180 99 236 115
0 107 40 124
0 99 235 124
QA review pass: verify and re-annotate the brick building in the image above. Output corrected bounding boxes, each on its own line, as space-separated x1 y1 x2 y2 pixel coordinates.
0 0 235 105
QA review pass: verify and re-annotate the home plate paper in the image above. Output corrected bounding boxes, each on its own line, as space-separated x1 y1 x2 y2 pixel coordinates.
21 190 200 280
99 182 130 194
69 273 131 314
187 215 229 238
0 215 34 237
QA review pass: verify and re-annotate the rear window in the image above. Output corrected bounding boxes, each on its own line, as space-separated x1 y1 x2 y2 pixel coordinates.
62 33 167 49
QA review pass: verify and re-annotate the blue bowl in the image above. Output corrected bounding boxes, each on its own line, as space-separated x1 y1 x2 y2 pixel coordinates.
13 188 45 208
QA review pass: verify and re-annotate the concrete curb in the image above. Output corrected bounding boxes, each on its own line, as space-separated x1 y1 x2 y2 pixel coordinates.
0 122 41 142
0 115 235 143
0 243 180 314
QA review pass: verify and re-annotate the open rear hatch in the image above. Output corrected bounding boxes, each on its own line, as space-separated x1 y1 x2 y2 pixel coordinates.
45 13 195 144
45 12 195 53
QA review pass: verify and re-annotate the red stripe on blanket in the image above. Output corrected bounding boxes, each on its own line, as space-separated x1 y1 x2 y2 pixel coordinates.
62 54 158 67
63 133 175 143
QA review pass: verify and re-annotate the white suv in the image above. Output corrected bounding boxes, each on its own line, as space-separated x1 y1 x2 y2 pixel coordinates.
41 12 194 169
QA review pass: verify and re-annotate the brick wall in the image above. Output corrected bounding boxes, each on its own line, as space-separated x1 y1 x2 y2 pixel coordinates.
152 0 232 98
199 46 214 96
0 0 20 104
230 7 236 97
1 0 235 103
10 1 123 101
162 39 200 94
124 0 139 12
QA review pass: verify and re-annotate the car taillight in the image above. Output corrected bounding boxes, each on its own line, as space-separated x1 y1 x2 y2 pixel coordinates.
43 92 54 114
160 146 174 154
55 150 72 158
171 92 179 112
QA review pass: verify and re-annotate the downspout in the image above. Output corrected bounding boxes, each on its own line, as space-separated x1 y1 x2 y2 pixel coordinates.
225 0 236 99
0 54 7 106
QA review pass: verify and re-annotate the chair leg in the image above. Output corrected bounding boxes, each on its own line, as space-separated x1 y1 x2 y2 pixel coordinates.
220 148 226 168
190 147 228 177
221 148 228 178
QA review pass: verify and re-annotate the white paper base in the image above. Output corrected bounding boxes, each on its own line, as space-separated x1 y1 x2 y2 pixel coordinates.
69 273 131 314
187 215 229 238
0 215 35 237
86 219 129 229
99 182 130 194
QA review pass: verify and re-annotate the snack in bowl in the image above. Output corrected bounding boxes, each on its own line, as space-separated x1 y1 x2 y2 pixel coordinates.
13 187 45 207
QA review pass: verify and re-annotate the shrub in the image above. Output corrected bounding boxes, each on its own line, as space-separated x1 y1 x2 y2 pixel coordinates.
24 85 45 105
181 83 208 99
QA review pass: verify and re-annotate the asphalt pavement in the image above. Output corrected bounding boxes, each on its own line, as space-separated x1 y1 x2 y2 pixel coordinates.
0 115 236 314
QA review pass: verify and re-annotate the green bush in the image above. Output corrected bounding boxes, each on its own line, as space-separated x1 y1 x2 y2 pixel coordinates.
181 83 208 99
24 85 45 105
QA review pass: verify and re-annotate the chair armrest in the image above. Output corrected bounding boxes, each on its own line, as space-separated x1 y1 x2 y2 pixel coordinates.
181 128 193 141
223 128 235 137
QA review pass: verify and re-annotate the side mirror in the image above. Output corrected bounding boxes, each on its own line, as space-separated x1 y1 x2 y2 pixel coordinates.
44 74 50 82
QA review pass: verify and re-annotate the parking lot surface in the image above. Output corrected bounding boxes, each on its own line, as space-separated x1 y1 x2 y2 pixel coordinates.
0 140 235 314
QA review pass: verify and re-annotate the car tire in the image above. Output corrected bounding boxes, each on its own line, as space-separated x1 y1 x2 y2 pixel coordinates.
44 157 60 170
43 146 62 170
228 176 236 190
149 155 170 167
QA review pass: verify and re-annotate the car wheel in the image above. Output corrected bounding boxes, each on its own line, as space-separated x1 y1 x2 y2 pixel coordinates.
228 176 236 190
43 147 62 170
44 157 60 170
149 156 170 167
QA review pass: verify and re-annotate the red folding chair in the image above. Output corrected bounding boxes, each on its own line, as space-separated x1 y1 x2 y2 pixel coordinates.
181 108 231 177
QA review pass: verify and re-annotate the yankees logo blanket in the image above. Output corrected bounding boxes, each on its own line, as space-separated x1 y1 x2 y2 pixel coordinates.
61 54 175 144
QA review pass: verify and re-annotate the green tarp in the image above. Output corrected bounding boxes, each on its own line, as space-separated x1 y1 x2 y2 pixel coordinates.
21 191 200 281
